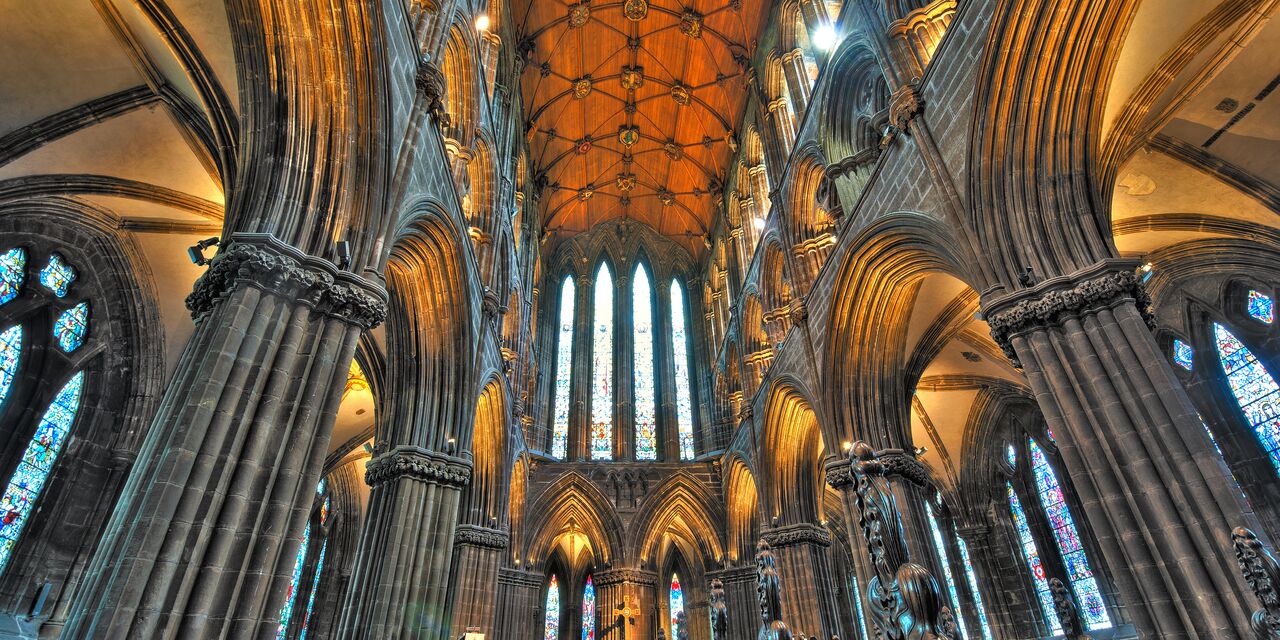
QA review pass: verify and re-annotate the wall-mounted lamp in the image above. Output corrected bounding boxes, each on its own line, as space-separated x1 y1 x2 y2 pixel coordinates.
913 446 928 457
187 237 221 266
335 240 352 270
812 23 838 50
475 14 490 31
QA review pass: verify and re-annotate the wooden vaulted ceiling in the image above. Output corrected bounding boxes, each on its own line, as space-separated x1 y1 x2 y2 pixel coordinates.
516 0 769 257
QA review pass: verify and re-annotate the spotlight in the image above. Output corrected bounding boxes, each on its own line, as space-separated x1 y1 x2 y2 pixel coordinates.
475 14 490 31
187 236 221 266
812 24 838 51
753 217 766 231
335 240 352 270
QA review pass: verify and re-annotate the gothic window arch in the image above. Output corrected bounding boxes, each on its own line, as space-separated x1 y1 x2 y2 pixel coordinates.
581 573 596 639
590 262 615 460
669 572 686 638
634 262 658 460
550 275 575 459
670 279 696 460
544 574 562 640
275 480 334 640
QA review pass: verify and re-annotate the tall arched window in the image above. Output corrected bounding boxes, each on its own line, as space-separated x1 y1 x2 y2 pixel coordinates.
924 501 970 640
276 481 331 639
1212 322 1280 474
1028 439 1111 631
544 574 562 640
955 535 993 640
669 573 685 638
1007 482 1062 635
551 276 575 459
634 265 658 460
581 575 596 640
298 492 332 639
591 264 614 460
669 280 695 460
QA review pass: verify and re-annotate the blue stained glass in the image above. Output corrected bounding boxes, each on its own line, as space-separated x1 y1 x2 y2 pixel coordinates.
276 522 312 639
581 575 596 640
54 302 89 352
1028 439 1112 630
634 266 658 460
1006 443 1017 467
316 479 326 495
544 575 561 640
38 253 75 297
670 280 695 460
925 502 970 639
0 371 84 574
298 539 327 640
670 573 685 638
850 575 869 640
1173 339 1194 371
955 536 993 640
1008 483 1062 635
0 326 21 405
1249 290 1274 324
591 264 614 460
1214 323 1280 475
551 277 575 459
0 248 26 305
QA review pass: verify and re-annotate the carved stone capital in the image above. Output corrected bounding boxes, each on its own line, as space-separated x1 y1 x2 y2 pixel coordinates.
983 260 1155 367
365 446 472 488
185 233 387 329
760 523 832 548
594 567 658 587
851 444 932 487
888 83 924 130
454 524 510 550
825 458 855 489
415 60 450 126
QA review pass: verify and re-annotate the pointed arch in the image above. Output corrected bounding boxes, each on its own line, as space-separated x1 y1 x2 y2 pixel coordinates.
524 472 624 566
590 260 616 460
631 472 726 564
633 258 659 460
760 381 828 525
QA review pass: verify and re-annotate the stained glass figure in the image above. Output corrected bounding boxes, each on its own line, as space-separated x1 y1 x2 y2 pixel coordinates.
298 539 327 640
1008 483 1062 635
1173 339 1194 371
1214 323 1280 475
955 535 994 640
634 265 658 460
0 248 26 306
670 280 695 460
1248 290 1274 324
0 371 85 574
320 496 331 526
0 327 21 406
275 522 311 639
850 575 869 640
38 253 75 298
581 575 596 640
1028 439 1112 630
551 277 575 459
54 302 89 352
670 573 685 638
591 264 614 460
925 502 970 639
544 575 561 640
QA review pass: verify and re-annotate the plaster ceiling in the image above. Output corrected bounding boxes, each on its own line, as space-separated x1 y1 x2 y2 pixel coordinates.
515 0 768 257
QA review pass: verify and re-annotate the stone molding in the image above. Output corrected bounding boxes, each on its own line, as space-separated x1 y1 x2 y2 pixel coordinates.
593 568 658 587
760 523 832 548
983 259 1155 366
497 567 545 589
186 233 387 329
454 524 510 549
826 146 881 179
364 446 472 488
707 565 757 584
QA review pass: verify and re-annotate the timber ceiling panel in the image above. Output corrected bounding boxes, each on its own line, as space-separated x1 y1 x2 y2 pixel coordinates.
516 0 767 256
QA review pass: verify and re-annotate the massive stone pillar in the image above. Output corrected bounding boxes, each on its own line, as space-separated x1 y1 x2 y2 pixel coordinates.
337 447 471 638
594 568 656 640
448 525 509 636
493 566 543 639
709 566 757 639
59 235 386 638
760 524 841 637
982 259 1256 638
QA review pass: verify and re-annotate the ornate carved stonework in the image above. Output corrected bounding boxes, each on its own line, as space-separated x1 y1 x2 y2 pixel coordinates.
984 262 1156 367
755 540 793 638
1049 577 1089 639
825 458 855 489
594 567 658 587
709 578 728 637
415 60 449 126
1232 527 1280 638
761 523 831 548
185 233 387 329
454 524 510 550
888 83 924 131
364 447 472 488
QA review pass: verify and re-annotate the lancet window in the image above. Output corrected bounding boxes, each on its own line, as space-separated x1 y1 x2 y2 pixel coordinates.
544 575 561 640
275 480 333 639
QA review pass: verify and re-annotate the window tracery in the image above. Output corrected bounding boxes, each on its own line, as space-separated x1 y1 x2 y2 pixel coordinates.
1213 322 1280 474
0 248 24 305
955 535 993 640
1007 483 1062 635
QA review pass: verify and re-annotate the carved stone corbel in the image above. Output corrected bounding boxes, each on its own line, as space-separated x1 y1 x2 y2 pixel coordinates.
415 59 450 127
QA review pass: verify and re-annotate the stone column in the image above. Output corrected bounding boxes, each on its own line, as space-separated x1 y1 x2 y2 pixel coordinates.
708 566 756 639
594 568 655 640
336 447 472 638
780 49 811 116
448 525 509 636
760 524 841 637
573 274 594 461
493 566 543 639
59 234 386 639
982 259 1256 638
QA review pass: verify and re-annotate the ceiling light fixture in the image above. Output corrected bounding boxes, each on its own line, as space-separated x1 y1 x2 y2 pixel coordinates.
475 14 490 31
813 23 838 50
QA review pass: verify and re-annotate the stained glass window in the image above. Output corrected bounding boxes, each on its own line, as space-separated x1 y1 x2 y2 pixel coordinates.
0 248 25 306
1214 323 1280 475
0 326 21 406
670 280 695 460
38 253 75 298
634 266 658 460
54 302 89 353
551 277 575 459
275 522 312 639
591 264 614 460
669 573 685 638
1028 439 1112 630
955 535 993 640
544 575 561 640
1007 483 1062 635
0 371 85 575
1248 290 1274 324
581 575 596 640
850 575 869 640
298 539 327 640
1173 339 1194 371
1006 443 1017 467
320 496 331 525
925 501 970 640
316 479 326 495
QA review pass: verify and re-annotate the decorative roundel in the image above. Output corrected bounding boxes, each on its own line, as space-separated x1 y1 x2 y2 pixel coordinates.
573 77 593 99
568 2 590 27
624 0 649 21
576 137 593 154
616 173 637 192
663 141 683 160
679 10 703 38
579 184 595 201
621 66 644 90
618 127 640 148
658 189 676 206
670 84 691 106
